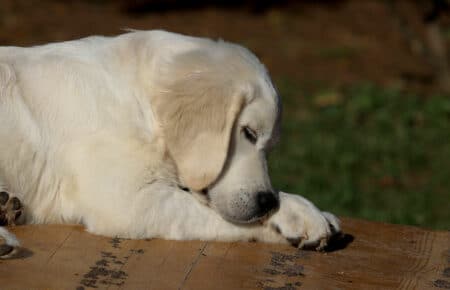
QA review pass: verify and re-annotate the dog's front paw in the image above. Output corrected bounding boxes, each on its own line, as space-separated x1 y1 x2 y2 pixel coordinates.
0 191 23 226
268 192 340 251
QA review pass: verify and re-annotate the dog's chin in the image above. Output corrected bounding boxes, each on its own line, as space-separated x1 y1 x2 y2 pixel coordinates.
220 211 270 225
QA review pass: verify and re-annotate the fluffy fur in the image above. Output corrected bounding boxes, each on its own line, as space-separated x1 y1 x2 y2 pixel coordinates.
0 31 339 256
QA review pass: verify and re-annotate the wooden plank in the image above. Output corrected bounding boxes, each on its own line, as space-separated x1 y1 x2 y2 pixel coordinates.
114 239 206 290
0 224 76 289
182 241 307 290
298 218 450 290
0 218 448 290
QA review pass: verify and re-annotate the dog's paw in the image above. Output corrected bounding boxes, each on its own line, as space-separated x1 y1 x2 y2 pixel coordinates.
0 191 23 226
268 192 341 251
0 243 17 258
0 227 20 259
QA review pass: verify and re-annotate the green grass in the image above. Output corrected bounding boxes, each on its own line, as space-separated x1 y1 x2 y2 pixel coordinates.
269 81 450 229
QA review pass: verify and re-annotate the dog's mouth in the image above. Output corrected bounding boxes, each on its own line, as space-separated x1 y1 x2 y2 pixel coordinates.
178 185 190 192
220 213 268 225
178 184 211 206
178 184 208 194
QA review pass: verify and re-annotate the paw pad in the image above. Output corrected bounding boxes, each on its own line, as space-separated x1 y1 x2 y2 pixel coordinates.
0 244 14 257
0 191 23 226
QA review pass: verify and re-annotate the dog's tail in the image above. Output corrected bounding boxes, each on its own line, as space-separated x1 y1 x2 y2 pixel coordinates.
0 227 20 259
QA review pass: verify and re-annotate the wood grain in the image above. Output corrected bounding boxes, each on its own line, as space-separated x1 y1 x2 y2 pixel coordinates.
0 218 448 290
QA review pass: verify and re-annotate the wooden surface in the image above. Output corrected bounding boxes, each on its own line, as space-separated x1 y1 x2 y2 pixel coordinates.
0 218 449 290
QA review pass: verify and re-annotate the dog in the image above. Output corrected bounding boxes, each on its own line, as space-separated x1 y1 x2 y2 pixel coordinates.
0 30 340 258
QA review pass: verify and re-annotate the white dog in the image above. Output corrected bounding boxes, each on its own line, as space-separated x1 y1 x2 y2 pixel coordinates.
0 30 340 258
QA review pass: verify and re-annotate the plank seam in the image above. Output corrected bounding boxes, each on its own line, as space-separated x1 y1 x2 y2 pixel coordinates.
45 228 74 265
178 242 208 290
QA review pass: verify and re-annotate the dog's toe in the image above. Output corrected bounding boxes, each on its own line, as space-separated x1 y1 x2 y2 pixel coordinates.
11 197 21 211
0 244 14 256
0 192 24 226
0 243 19 259
0 191 9 205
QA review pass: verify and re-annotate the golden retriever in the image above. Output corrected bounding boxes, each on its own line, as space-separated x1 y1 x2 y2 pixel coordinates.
0 30 339 258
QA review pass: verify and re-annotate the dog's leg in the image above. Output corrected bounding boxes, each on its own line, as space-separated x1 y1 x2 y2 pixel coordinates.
79 183 282 244
135 188 341 248
0 191 22 258
82 185 339 249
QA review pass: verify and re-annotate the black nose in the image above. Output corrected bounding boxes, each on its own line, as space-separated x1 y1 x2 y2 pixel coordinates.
256 191 279 214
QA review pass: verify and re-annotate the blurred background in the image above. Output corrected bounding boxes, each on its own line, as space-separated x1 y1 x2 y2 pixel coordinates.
1 0 448 229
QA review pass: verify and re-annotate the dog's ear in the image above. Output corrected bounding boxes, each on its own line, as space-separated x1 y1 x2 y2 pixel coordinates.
152 51 246 191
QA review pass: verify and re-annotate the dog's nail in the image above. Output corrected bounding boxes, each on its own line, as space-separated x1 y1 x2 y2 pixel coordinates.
0 192 9 205
316 238 328 251
296 235 308 249
297 239 306 249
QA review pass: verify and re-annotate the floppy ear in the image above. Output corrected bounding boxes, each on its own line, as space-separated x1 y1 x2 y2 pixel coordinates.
152 52 246 191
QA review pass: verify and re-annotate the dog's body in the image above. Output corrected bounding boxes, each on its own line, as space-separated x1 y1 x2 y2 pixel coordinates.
0 31 339 257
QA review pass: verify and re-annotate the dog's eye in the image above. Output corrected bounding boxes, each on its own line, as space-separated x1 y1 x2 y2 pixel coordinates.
243 126 257 144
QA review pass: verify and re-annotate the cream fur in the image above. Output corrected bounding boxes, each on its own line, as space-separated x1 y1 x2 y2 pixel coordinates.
0 31 340 254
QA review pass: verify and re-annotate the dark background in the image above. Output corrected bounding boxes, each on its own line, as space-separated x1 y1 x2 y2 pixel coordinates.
1 0 449 229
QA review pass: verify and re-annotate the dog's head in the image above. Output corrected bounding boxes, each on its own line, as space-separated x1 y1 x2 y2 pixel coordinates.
152 39 281 224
